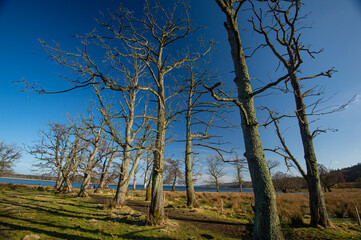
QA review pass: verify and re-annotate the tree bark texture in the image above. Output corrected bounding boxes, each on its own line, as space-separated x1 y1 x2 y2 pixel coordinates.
114 92 136 205
185 95 197 207
149 73 166 224
78 171 92 197
289 73 330 227
78 146 100 197
216 1 283 239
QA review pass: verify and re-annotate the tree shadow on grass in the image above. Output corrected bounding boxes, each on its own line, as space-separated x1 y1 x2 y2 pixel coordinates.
0 214 176 240
0 199 107 221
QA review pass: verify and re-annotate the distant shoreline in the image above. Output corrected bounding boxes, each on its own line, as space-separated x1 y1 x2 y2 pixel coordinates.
0 177 55 182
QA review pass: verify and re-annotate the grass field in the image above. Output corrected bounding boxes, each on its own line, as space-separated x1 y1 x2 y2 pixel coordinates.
0 183 360 240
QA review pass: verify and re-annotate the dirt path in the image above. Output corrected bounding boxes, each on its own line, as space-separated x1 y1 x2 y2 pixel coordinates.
91 195 252 239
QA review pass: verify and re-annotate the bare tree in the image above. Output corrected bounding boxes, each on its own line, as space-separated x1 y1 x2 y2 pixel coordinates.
21 0 210 224
250 0 335 227
130 155 141 191
179 61 229 207
95 141 118 193
0 141 22 175
231 155 247 192
207 1 284 238
318 165 344 192
272 171 301 193
30 121 88 193
267 160 280 177
141 149 153 191
164 159 184 192
76 110 107 197
206 155 225 192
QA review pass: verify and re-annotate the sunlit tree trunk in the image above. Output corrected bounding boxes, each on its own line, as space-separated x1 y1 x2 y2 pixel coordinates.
133 170 137 191
289 73 330 227
184 92 197 207
149 72 166 224
215 1 283 239
95 151 115 193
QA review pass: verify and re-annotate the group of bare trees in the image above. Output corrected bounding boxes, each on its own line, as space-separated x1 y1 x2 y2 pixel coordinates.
21 0 348 239
0 141 22 176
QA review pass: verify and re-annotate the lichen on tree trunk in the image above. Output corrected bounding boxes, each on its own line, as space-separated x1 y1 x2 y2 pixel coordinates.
215 1 283 239
289 73 330 227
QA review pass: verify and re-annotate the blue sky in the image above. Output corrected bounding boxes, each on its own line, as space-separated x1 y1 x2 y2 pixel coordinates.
0 0 360 183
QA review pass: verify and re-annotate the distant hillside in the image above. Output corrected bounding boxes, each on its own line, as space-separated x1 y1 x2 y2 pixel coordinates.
341 163 361 182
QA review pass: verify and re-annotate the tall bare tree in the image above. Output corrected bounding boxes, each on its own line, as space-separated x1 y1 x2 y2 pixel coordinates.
164 159 184 192
76 110 107 197
141 149 153 191
179 62 228 207
206 155 225 193
95 141 118 193
96 1 211 223
249 0 337 227
0 141 22 175
230 154 247 192
207 1 284 238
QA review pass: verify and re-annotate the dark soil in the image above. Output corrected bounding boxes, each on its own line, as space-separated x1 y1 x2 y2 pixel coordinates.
90 195 252 239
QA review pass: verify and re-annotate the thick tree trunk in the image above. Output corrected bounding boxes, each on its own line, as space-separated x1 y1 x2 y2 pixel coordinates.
56 178 64 192
184 94 197 207
114 146 130 205
77 144 100 197
216 3 283 239
78 171 92 197
55 170 63 190
149 72 166 224
289 73 330 227
114 97 135 205
62 175 72 193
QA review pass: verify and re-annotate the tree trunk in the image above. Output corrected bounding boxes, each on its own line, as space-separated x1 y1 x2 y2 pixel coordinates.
78 171 92 197
172 176 176 192
56 178 64 192
289 72 330 227
216 179 220 193
144 166 149 191
55 170 63 190
184 93 197 207
133 170 137 191
113 91 138 206
149 72 166 225
146 173 152 201
62 175 72 193
216 3 283 239
114 146 130 205
95 152 115 193
77 145 100 197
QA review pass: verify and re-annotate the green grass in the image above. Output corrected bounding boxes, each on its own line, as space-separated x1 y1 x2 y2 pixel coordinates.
0 184 360 240
0 184 178 240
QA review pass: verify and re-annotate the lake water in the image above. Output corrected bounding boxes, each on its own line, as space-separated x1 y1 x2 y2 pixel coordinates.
0 177 252 193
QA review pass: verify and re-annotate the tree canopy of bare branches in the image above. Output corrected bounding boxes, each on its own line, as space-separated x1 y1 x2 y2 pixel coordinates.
0 141 22 175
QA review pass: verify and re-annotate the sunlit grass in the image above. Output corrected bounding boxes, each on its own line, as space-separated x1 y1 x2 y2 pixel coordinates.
0 184 179 240
1 183 360 240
